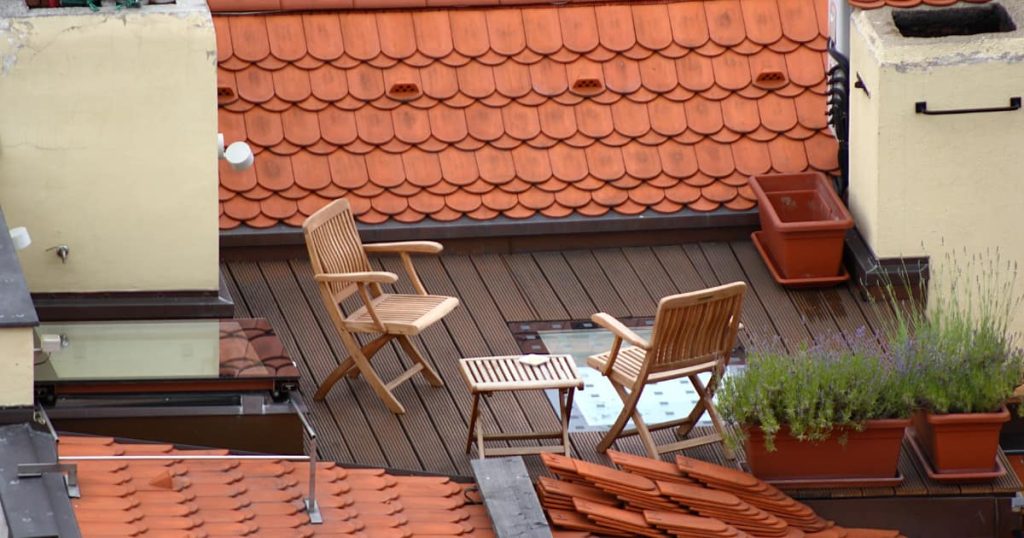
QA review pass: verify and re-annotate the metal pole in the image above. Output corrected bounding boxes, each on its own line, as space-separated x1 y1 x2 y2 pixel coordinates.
34 403 59 443
60 454 310 461
291 395 322 524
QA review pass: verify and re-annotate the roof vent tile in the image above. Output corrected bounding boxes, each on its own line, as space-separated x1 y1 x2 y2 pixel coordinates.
753 71 788 90
571 78 605 96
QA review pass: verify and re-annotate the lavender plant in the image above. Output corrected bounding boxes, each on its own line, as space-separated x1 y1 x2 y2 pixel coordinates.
886 248 1024 414
718 332 916 452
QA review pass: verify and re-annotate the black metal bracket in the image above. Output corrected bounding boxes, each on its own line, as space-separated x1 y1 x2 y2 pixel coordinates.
915 97 1021 115
18 463 80 498
854 74 870 98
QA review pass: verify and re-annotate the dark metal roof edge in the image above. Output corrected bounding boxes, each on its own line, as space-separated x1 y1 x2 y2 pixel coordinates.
471 457 552 538
0 423 81 538
0 209 38 328
220 208 760 247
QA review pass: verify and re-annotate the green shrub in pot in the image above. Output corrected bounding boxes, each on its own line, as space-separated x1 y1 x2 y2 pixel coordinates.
719 335 916 452
886 249 1024 473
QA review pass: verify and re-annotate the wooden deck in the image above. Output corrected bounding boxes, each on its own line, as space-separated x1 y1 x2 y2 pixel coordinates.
222 239 1021 501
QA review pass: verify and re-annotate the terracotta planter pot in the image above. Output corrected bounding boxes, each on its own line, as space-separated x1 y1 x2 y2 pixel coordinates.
749 172 854 279
911 406 1010 473
744 419 909 481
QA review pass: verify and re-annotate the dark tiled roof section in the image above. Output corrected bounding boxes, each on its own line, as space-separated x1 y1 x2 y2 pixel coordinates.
539 451 908 538
215 1 839 229
63 436 495 537
219 318 300 378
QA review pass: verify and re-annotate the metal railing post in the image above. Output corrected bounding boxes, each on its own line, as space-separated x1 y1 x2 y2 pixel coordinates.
291 395 322 524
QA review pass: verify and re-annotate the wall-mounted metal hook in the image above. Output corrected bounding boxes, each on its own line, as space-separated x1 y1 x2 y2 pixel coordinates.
46 245 70 264
854 74 870 98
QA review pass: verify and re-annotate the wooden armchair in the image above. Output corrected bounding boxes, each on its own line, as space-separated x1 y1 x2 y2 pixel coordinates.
586 282 746 459
303 199 459 414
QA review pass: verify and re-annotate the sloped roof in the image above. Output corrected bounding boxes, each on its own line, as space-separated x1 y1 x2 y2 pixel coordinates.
215 0 839 230
539 450 906 538
62 435 495 537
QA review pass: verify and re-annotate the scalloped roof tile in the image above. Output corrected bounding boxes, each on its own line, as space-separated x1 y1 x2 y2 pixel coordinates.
215 0 840 230
63 435 495 537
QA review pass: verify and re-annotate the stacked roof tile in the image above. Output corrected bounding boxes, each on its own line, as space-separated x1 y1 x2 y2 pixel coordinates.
539 451 906 538
215 0 840 230
63 436 494 537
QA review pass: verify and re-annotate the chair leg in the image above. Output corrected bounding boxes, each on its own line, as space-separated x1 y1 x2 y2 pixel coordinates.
313 357 356 401
317 332 406 414
596 381 644 454
610 383 658 459
314 334 394 401
346 334 393 380
675 400 706 438
397 336 443 387
692 375 735 460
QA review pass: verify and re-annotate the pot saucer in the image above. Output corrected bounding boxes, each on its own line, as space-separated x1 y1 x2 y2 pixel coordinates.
906 429 1007 483
763 470 903 490
751 232 850 288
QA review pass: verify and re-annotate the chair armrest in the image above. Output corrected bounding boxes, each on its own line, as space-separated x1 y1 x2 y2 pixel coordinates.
314 271 398 284
363 241 443 255
591 313 650 349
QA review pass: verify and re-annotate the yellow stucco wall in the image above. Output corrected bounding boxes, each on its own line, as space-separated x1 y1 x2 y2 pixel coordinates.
849 8 1024 334
0 1 219 293
0 327 33 406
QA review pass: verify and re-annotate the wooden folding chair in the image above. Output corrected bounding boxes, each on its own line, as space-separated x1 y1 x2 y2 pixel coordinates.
586 282 746 459
303 199 459 414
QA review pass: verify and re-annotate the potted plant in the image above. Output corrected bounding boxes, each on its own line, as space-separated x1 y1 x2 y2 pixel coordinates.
889 250 1024 476
749 172 854 283
719 336 914 484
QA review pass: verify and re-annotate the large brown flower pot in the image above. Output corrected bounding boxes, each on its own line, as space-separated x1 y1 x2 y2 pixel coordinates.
744 419 909 481
911 406 1010 473
749 172 854 279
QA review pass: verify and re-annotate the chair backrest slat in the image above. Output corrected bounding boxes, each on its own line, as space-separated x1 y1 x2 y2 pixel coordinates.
645 282 746 373
303 199 371 301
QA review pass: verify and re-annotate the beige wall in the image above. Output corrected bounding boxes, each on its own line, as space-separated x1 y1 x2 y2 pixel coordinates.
849 8 1024 333
0 327 33 407
0 1 219 293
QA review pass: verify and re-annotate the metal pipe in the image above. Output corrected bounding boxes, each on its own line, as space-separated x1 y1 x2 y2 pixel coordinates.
291 395 322 524
34 403 59 443
60 455 310 461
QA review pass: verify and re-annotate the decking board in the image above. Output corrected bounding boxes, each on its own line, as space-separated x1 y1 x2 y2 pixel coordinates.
223 240 1022 501
470 254 535 323
592 248 658 317
562 250 631 319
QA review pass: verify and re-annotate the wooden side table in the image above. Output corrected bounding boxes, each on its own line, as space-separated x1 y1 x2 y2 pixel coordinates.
459 355 584 458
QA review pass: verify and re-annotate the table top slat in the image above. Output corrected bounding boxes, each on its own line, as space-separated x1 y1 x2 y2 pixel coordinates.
461 355 583 392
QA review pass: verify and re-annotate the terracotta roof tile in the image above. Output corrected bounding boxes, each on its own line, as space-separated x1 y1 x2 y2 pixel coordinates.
540 452 906 538
66 439 491 537
215 0 839 229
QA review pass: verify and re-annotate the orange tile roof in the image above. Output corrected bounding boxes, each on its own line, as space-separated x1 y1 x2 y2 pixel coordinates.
215 1 840 230
848 0 988 8
539 451 908 538
62 436 494 537
207 0 989 13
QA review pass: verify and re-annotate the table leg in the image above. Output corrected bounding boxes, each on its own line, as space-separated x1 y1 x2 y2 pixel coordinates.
560 388 575 457
477 410 487 459
466 393 480 454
